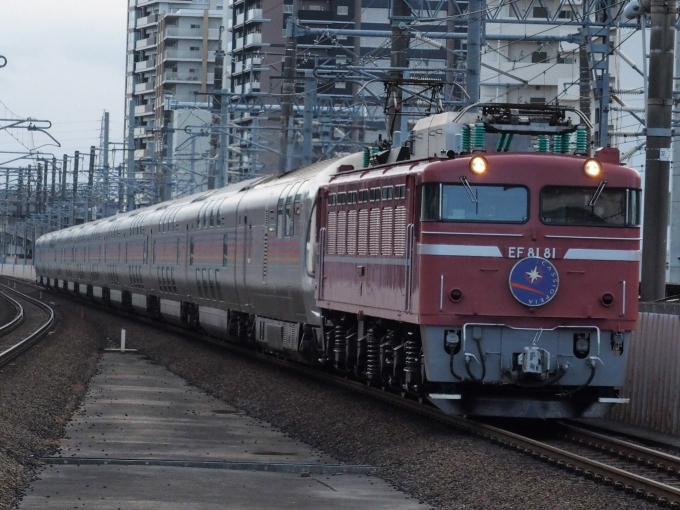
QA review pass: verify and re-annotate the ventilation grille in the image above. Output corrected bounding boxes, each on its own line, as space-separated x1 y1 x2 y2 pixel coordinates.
358 210 368 255
347 210 357 255
337 211 347 255
369 208 381 256
394 206 407 257
326 211 337 255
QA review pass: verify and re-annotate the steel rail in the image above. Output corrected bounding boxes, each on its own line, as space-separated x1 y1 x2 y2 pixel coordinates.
0 291 24 336
0 283 54 369
558 421 680 476
19 278 680 507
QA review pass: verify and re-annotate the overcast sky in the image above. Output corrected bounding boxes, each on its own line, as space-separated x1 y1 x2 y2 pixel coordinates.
0 0 128 169
0 2 647 175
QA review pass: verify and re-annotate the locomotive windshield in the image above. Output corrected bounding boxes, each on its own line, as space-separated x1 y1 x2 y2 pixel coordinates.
421 183 528 223
540 186 641 227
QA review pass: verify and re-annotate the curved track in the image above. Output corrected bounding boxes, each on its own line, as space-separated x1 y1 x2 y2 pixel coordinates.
0 282 54 369
0 290 24 337
17 276 680 507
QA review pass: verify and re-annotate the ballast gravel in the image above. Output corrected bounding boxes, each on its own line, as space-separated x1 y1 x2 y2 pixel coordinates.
4 282 657 510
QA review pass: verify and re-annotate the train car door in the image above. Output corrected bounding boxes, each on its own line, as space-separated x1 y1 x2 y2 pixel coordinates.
234 192 253 312
220 195 241 308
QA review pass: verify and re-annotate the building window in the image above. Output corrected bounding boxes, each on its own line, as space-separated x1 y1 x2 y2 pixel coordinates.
283 5 293 13
191 24 201 28
190 46 200 51
532 7 548 17
337 6 349 15
531 51 549 63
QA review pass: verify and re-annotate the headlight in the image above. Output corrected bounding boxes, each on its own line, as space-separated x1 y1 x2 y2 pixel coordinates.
583 158 602 178
469 155 487 175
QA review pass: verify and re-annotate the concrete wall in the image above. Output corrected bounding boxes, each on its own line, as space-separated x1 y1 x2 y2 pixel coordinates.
0 263 36 281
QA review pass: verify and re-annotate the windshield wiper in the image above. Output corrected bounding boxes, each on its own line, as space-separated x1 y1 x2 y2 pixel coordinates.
460 176 478 203
588 180 607 207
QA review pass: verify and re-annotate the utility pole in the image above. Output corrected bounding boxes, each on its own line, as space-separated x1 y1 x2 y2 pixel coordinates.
301 70 316 167
126 98 135 211
103 111 110 215
386 0 410 139
209 26 225 190
280 0 298 173
466 0 484 107
61 155 67 229
88 146 95 221
72 151 79 226
50 157 56 231
36 163 43 216
163 124 173 202
641 1 676 300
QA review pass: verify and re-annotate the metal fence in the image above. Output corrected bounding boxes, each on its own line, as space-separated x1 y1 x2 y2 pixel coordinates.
610 304 680 434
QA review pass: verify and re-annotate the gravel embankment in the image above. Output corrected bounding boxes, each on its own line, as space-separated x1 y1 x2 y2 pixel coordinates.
3 280 657 509
0 285 103 510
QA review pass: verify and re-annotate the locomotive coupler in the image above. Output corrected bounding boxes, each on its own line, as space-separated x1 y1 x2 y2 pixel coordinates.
517 346 551 379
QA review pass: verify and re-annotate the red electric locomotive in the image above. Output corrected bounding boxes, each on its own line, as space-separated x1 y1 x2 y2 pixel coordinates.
316 104 639 417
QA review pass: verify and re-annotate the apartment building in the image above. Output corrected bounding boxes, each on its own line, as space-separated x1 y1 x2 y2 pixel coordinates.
125 0 223 200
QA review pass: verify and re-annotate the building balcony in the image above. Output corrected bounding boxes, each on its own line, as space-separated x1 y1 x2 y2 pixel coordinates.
134 148 153 160
134 103 154 116
164 27 203 39
162 71 215 84
134 59 156 72
245 33 262 47
134 127 149 138
163 49 215 62
244 56 262 71
135 35 157 51
235 37 244 50
481 61 574 84
236 12 245 26
227 0 245 7
136 13 158 28
246 8 264 23
243 81 260 94
134 81 155 94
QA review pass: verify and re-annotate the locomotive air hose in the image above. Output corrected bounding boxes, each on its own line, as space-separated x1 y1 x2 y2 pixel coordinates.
557 363 596 397
449 350 463 380
464 338 486 383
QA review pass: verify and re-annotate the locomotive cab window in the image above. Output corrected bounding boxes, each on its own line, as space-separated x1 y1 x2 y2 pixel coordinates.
421 183 528 223
540 186 641 227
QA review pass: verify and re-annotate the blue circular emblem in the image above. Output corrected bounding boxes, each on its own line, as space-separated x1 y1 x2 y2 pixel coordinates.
508 257 559 307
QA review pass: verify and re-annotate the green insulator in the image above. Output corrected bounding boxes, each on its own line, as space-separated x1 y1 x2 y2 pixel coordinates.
576 126 587 154
553 134 562 154
496 133 506 152
363 148 370 168
474 122 486 150
503 133 513 152
561 132 570 153
461 125 471 153
537 136 549 153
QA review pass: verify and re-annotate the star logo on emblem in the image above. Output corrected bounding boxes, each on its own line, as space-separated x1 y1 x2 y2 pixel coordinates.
525 266 543 284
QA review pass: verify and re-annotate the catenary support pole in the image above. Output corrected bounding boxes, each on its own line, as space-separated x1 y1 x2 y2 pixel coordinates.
127 99 135 211
641 0 676 300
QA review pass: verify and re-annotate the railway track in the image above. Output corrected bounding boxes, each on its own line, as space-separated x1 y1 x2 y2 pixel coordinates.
0 290 25 337
11 276 680 507
0 281 54 369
